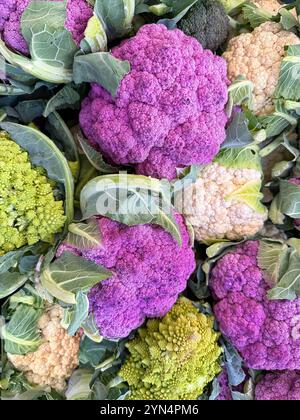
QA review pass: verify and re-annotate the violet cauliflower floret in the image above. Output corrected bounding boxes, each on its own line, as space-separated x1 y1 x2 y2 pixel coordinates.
80 24 229 180
0 0 92 55
255 371 300 400
210 241 300 370
57 214 196 339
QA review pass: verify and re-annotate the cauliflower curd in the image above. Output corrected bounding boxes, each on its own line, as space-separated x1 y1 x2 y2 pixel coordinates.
8 305 80 392
223 22 300 115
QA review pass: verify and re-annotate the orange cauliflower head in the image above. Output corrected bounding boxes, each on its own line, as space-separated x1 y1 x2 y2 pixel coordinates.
8 305 81 392
223 22 300 115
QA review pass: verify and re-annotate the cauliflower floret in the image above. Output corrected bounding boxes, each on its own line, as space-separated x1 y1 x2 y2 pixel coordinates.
210 241 300 370
0 131 66 256
80 24 229 180
255 371 300 400
0 0 93 55
119 297 222 400
8 305 81 392
178 149 267 242
223 22 300 115
57 215 196 340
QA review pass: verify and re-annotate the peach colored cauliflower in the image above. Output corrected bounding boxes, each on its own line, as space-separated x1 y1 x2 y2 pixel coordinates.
8 305 81 392
178 148 267 242
223 22 300 116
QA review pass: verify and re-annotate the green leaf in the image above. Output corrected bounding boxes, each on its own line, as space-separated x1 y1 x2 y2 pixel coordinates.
222 112 253 149
21 1 77 70
80 174 182 245
257 240 290 285
279 8 300 31
45 111 79 167
74 128 118 173
65 369 93 400
222 339 245 387
66 220 102 250
0 40 73 84
242 2 274 28
268 249 300 300
215 147 261 171
276 45 300 102
225 179 266 214
15 99 46 123
0 273 28 300
81 314 102 343
275 179 300 219
68 292 89 336
94 0 135 40
0 122 74 225
2 305 42 355
226 76 254 115
43 84 80 118
259 102 297 138
73 52 130 97
41 252 113 304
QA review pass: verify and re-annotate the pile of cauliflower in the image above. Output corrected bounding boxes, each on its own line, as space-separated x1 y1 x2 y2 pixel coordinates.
2 0 300 402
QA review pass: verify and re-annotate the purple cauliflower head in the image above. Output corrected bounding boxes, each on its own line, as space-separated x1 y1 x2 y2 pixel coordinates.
0 0 93 55
210 241 300 371
255 371 300 400
80 24 229 180
57 215 196 339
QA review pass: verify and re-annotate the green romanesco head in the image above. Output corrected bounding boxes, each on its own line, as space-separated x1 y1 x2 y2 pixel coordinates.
119 297 222 400
0 131 66 256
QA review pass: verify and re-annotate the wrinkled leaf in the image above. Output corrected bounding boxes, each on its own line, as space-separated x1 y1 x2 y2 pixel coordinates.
276 179 300 219
65 369 93 400
73 52 130 97
66 220 102 250
222 112 253 149
74 128 118 173
222 340 246 387
43 84 80 117
276 45 300 101
2 305 42 355
226 76 254 115
41 252 112 304
67 292 89 336
257 240 290 285
268 249 300 300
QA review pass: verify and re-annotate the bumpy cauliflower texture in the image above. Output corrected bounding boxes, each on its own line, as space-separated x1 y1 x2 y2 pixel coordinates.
0 132 66 256
80 24 228 180
0 0 93 55
210 241 300 370
255 371 300 400
57 215 196 339
178 0 230 51
179 148 267 242
8 305 80 392
223 22 300 115
119 297 222 400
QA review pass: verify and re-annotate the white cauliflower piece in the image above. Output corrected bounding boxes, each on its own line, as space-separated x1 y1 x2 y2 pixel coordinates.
253 0 283 15
223 22 300 115
178 149 268 242
8 305 80 392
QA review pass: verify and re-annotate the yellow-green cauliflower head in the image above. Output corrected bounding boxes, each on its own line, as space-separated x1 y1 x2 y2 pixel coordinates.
178 148 268 242
119 297 222 400
223 22 300 115
8 305 80 392
0 131 66 255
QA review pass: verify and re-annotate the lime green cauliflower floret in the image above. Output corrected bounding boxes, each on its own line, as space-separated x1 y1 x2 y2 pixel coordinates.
0 131 66 255
119 297 222 400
